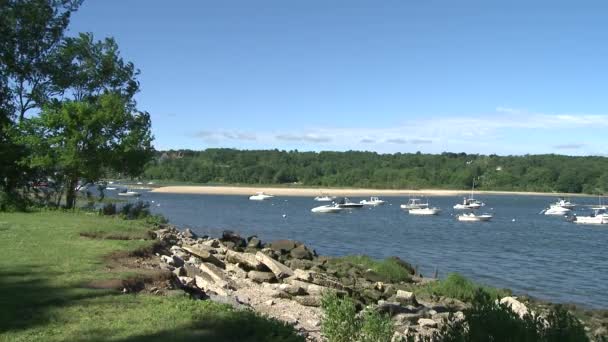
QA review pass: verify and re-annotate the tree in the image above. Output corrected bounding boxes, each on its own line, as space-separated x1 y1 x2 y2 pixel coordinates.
20 93 153 208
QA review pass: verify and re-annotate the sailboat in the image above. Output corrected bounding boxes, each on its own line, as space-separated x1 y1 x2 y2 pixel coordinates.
453 179 485 210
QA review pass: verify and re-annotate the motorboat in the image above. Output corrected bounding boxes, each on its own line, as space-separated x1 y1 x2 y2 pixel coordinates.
409 207 441 216
542 205 571 216
457 212 493 222
573 208 608 225
453 179 485 209
311 203 344 213
105 187 117 191
336 197 364 208
118 190 141 197
314 195 336 202
400 198 429 210
552 198 576 209
360 196 386 206
249 192 275 200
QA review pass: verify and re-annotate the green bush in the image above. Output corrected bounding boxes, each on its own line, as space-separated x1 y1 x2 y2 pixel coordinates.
417 273 509 302
119 201 151 220
333 255 413 283
321 292 394 342
437 289 589 342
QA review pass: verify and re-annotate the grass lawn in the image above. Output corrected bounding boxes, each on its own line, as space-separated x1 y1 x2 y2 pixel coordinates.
0 211 302 342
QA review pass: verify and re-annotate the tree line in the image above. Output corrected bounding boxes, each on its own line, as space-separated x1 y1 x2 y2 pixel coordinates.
143 149 608 194
1 0 153 210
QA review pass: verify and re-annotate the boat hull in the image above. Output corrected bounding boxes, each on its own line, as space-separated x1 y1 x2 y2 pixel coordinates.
311 205 343 213
458 214 492 222
409 208 441 216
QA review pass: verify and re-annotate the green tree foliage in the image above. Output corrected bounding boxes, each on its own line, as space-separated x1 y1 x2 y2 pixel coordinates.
142 149 608 194
20 93 153 208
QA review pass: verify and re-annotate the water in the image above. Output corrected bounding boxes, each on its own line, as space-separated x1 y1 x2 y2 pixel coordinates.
123 191 608 309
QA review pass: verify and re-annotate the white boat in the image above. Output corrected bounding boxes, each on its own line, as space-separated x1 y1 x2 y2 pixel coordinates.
118 190 141 197
311 204 344 213
457 213 493 222
552 198 576 209
573 208 608 225
360 196 386 206
543 205 571 216
409 207 441 216
249 192 275 200
105 187 117 191
314 195 336 202
400 198 429 210
336 197 364 208
453 180 485 210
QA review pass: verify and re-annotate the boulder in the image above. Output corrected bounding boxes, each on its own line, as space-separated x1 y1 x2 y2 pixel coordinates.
293 269 349 293
247 270 276 283
290 244 313 260
377 301 419 316
195 274 230 297
161 255 184 267
294 295 322 307
395 290 418 306
201 239 221 248
499 297 529 319
225 250 265 270
221 230 246 248
286 259 315 270
279 283 306 296
182 246 224 268
393 312 424 325
247 236 262 248
255 252 294 279
417 318 438 328
183 228 197 239
198 262 231 288
183 263 203 278
269 239 299 253
177 276 195 288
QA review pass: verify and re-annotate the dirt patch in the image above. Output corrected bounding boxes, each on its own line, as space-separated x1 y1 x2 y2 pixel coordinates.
86 270 174 293
79 230 154 241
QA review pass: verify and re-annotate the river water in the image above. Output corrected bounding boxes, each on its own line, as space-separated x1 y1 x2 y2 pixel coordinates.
120 191 608 308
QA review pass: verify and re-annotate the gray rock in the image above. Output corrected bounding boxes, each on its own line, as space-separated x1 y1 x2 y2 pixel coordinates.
418 318 438 328
255 251 294 279
247 236 262 248
183 228 197 239
247 270 277 283
182 246 225 268
290 244 313 260
269 239 299 253
294 295 322 307
395 290 418 306
199 262 231 288
377 301 419 316
225 250 265 270
286 259 315 270
221 230 246 248
393 312 424 325
173 266 186 277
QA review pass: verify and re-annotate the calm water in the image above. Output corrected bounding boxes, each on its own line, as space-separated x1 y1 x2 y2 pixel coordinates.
123 191 608 308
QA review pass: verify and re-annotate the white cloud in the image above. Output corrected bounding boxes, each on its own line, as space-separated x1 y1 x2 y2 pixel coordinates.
275 133 332 143
194 130 257 142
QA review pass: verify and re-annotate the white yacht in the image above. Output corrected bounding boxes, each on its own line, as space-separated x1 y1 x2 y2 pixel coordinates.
552 198 576 209
453 180 485 210
360 196 386 206
543 205 571 216
249 192 275 201
400 198 429 210
409 207 441 216
314 195 336 202
118 190 141 197
336 197 364 208
573 208 608 225
457 212 493 222
311 203 344 213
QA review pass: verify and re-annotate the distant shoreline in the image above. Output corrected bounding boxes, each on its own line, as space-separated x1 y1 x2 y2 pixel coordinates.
150 185 589 197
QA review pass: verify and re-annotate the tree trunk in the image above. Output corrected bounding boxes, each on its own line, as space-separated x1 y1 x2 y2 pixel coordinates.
65 178 78 209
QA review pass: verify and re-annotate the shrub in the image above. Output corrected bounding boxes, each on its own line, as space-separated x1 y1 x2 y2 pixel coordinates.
543 305 588 341
145 213 168 226
417 273 509 302
321 292 394 342
100 203 117 216
119 201 150 220
333 255 412 283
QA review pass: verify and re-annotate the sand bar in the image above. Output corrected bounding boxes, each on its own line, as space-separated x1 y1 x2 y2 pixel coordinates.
150 185 587 198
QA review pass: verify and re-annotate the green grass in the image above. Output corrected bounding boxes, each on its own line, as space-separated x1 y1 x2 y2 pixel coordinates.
415 273 510 302
0 211 302 342
328 255 413 283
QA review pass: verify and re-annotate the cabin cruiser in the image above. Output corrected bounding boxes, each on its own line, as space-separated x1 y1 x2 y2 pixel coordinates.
400 198 429 210
409 207 441 216
552 198 576 209
311 203 344 213
117 190 141 197
572 208 608 225
360 196 386 206
457 212 493 222
249 192 275 200
314 195 336 202
543 205 571 216
453 197 484 210
336 197 364 208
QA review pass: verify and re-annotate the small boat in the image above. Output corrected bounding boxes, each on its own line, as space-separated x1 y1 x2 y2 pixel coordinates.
543 205 571 216
249 192 274 200
409 207 441 216
457 212 493 222
105 187 117 191
360 196 386 206
453 197 484 210
336 197 364 208
552 198 576 209
314 195 336 202
573 208 608 225
311 203 344 213
400 198 429 210
118 190 141 197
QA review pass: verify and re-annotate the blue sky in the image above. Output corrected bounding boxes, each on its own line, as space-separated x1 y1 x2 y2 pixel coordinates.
69 1 608 155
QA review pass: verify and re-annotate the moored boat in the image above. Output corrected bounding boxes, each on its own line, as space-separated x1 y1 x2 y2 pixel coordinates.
118 190 141 197
409 207 441 216
457 212 493 222
249 192 274 200
573 208 608 225
311 204 344 213
314 195 336 202
360 196 386 206
400 198 429 210
543 205 571 216
553 198 576 209
336 197 364 208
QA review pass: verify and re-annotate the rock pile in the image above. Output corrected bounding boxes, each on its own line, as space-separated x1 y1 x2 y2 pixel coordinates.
150 226 534 341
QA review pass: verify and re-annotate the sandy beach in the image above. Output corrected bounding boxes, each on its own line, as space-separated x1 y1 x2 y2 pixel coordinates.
150 185 585 197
